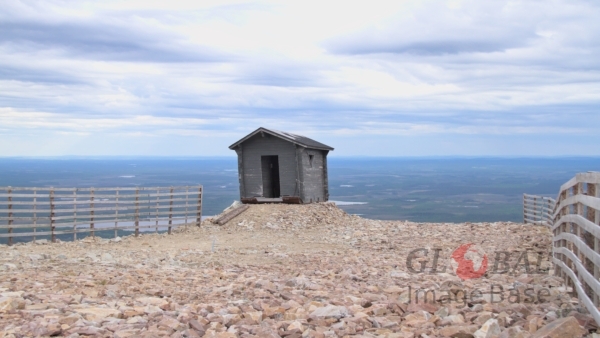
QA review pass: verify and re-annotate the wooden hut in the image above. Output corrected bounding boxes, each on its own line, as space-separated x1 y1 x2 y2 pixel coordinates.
229 127 334 204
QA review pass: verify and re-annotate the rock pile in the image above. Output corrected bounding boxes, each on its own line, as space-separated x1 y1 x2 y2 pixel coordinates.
0 203 596 337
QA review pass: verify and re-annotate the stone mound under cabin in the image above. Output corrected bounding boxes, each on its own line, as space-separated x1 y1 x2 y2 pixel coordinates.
229 127 334 204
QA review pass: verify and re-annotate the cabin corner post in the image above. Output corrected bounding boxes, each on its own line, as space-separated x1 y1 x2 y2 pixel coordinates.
236 146 245 199
323 150 330 202
293 144 300 197
295 145 305 203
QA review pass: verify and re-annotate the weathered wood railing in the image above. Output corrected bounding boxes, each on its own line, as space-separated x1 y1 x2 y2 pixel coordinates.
523 193 556 226
551 172 600 324
0 186 202 245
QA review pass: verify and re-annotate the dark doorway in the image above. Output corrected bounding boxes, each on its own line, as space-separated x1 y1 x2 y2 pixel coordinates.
261 155 280 198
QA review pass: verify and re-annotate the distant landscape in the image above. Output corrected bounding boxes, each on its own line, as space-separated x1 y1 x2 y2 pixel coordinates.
1 157 599 223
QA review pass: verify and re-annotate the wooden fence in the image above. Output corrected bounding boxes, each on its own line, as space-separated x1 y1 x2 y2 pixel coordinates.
523 193 556 227
551 172 600 324
0 186 202 245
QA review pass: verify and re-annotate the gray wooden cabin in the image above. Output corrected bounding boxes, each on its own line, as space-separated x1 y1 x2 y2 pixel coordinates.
229 127 334 204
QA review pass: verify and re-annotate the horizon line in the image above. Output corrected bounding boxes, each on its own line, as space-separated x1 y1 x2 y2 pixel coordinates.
2 155 600 160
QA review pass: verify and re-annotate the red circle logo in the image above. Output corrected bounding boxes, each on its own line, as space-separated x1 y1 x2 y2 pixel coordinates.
451 243 488 280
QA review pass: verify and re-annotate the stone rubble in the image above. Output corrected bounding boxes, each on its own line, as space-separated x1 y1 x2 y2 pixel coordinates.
0 202 596 337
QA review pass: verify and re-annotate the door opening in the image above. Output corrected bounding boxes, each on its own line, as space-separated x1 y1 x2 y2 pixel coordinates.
261 155 280 198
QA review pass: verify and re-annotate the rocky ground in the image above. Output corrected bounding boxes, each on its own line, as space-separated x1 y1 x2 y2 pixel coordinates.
0 203 597 337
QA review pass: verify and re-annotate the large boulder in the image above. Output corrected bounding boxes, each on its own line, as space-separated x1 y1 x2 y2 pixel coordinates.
309 305 349 319
532 316 586 338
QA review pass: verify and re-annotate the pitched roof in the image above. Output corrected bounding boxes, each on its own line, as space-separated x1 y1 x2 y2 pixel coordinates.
229 127 334 151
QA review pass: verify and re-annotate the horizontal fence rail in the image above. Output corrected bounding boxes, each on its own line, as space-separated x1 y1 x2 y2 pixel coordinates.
0 186 202 245
523 194 556 227
551 172 600 325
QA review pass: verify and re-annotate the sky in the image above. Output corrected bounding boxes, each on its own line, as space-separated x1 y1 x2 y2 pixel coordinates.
1 0 599 157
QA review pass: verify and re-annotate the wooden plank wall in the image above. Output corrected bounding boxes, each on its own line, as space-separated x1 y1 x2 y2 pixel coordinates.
240 134 298 198
0 186 202 245
550 172 600 324
523 193 556 227
301 149 326 203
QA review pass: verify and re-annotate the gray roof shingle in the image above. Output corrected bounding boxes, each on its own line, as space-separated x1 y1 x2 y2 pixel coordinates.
229 127 334 151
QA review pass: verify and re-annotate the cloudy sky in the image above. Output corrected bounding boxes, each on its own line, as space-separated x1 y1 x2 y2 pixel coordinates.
1 0 599 156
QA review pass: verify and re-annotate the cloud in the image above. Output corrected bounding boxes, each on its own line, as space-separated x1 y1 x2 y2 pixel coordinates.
0 21 226 63
326 1 531 55
325 0 600 58
0 0 599 156
0 1 227 63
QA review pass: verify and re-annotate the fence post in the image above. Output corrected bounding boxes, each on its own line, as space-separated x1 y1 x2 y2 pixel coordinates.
33 189 37 243
564 187 572 292
587 184 600 307
523 194 526 224
50 188 55 243
185 186 189 228
135 188 139 237
544 198 549 224
114 189 119 239
90 189 95 238
584 183 596 302
196 186 202 226
571 185 579 294
168 187 174 235
555 192 562 277
576 192 587 297
533 196 538 224
559 189 568 281
7 188 12 246
155 189 159 233
595 183 600 307
73 189 77 241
